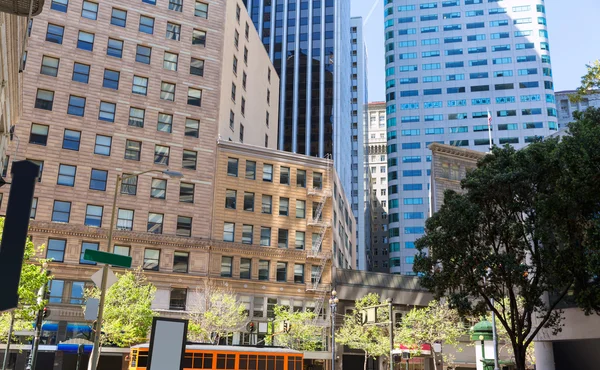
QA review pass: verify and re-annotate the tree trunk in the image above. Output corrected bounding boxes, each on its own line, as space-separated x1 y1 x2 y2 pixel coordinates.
514 344 528 370
431 349 438 370
364 352 368 370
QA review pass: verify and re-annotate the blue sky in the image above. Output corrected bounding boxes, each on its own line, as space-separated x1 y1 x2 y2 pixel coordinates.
351 0 600 102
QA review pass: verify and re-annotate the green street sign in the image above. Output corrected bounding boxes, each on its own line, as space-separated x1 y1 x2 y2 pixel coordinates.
84 249 132 268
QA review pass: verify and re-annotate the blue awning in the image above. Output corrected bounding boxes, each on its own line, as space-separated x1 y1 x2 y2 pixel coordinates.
57 343 93 354
40 323 91 333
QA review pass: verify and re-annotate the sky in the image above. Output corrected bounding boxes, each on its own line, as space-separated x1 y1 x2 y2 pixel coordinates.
350 0 600 102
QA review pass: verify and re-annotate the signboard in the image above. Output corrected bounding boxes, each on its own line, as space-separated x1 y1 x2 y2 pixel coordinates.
83 249 132 268
147 318 188 370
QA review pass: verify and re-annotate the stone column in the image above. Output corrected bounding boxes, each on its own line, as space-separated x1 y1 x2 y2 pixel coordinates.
534 341 555 370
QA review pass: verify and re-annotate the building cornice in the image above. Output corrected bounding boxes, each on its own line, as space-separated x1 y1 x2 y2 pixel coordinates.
429 143 486 162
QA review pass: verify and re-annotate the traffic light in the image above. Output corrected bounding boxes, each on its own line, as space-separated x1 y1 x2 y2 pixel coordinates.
247 322 255 332
42 307 50 319
283 321 291 333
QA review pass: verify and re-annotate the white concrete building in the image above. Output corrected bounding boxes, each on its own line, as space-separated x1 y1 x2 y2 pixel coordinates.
384 0 558 274
555 90 600 129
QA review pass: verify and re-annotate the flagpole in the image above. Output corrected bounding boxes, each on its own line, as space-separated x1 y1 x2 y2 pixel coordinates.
487 109 493 152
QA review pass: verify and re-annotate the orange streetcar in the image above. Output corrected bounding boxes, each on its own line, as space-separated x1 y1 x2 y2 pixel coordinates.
129 343 304 370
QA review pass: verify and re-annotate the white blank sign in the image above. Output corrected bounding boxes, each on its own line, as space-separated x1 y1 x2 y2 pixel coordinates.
148 318 187 370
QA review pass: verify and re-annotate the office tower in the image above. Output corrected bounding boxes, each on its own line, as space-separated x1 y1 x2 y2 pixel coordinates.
365 102 390 272
555 90 600 129
350 17 370 270
242 0 353 198
384 0 557 274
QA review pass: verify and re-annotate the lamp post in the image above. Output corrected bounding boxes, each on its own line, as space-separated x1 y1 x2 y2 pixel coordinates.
88 169 182 370
329 290 339 370
25 263 50 370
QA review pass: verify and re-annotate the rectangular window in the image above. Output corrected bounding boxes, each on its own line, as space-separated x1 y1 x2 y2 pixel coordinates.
173 251 189 273
261 195 272 214
67 95 86 116
124 140 141 161
260 227 271 247
159 82 175 101
225 189 237 209
182 150 197 170
169 288 187 310
29 124 49 145
132 76 149 95
223 222 235 242
139 15 155 34
57 164 76 186
188 88 202 106
147 213 164 234
169 0 183 12
81 1 98 20
29 196 37 218
143 249 160 271
195 1 208 18
157 113 173 133
136 45 151 64
89 169 107 191
47 239 66 262
94 135 112 156
295 231 305 250
35 89 54 110
263 164 273 181
84 205 103 227
258 261 270 281
154 145 170 165
113 245 130 256
280 167 290 185
107 38 123 58
294 264 304 284
46 24 64 44
110 8 127 27
313 173 323 189
166 22 181 40
276 262 287 282
41 56 59 77
296 170 306 187
221 256 233 277
117 209 134 230
77 31 94 51
278 230 289 249
151 178 166 199
121 174 137 195
52 200 71 223
184 118 199 138
243 192 254 211
296 200 306 218
192 29 206 46
240 258 251 279
180 183 194 203
242 225 253 244
279 198 289 216
245 161 256 180
98 101 116 122
63 129 80 151
177 216 192 237
190 58 204 76
103 69 120 89
227 158 238 176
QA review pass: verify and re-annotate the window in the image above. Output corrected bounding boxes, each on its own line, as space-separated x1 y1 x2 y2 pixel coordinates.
295 231 305 250
223 222 235 242
279 198 289 216
151 178 166 199
57 164 76 186
221 256 233 277
259 260 270 280
35 89 54 110
177 216 192 237
121 174 137 195
173 252 189 273
107 38 123 58
242 225 253 244
46 24 64 44
236 4 241 22
99 101 116 122
67 96 86 116
192 29 206 46
188 88 202 106
103 69 120 89
111 8 127 27
276 262 287 282
61 130 79 151
231 83 236 101
113 245 130 256
190 58 204 76
185 118 200 138
125 140 141 161
169 0 183 12
166 22 181 41
180 183 194 203
161 82 176 101
240 258 251 279
139 15 155 34
234 30 240 49
117 209 134 230
94 135 112 156
233 56 238 74
47 239 66 262
263 164 273 181
136 45 151 64
41 56 59 77
313 172 323 189
229 110 235 129
30 198 38 219
132 76 149 95
147 213 164 234
143 249 160 271
29 124 49 145
227 158 238 176
243 192 254 211
85 205 103 227
163 52 178 71
89 169 107 191
157 113 173 133
243 47 248 65
183 150 197 170
70 63 91 84
82 1 98 20
52 200 71 223
261 195 272 214
239 124 244 142
260 227 271 246
80 242 99 265
242 72 247 90
294 264 304 283
225 189 237 209
241 98 246 116
77 31 94 51
169 288 187 310
296 200 306 218
195 1 208 18
154 145 170 165
280 167 290 185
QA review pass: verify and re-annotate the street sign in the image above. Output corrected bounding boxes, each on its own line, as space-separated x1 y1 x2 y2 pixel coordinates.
91 268 117 289
84 249 132 268
84 298 100 321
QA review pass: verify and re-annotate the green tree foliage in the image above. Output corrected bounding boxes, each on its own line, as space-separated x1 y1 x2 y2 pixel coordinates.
272 305 323 351
0 217 51 343
187 281 248 344
336 293 390 370
414 108 600 370
569 60 600 102
85 268 156 347
395 301 466 370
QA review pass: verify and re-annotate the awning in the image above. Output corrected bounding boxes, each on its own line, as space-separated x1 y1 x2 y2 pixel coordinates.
392 343 432 356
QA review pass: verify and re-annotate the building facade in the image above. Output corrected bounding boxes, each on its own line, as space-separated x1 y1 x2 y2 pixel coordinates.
349 17 370 270
241 0 353 201
555 90 600 129
384 0 557 274
366 102 389 273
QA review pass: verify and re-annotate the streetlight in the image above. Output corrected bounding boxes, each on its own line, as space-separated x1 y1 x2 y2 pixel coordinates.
329 290 339 370
89 169 183 370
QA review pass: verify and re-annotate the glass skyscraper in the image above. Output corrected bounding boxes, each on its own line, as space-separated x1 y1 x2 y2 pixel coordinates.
384 0 557 274
243 0 352 196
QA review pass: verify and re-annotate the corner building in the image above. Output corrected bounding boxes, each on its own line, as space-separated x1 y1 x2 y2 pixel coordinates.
384 0 557 274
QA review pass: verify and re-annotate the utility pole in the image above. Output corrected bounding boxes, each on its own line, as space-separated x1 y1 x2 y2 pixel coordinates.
491 298 500 370
2 311 15 370
388 299 394 370
25 276 49 370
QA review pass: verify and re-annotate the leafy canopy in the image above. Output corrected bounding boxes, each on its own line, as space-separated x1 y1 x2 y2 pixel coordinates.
272 305 323 351
569 60 600 102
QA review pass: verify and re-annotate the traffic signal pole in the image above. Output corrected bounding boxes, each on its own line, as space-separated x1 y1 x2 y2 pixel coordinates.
26 281 49 370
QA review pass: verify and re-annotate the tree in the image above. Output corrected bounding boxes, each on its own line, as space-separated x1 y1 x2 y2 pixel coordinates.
336 293 390 370
85 267 156 347
272 305 323 351
0 217 51 343
187 281 248 344
395 301 466 370
569 60 600 102
414 108 600 370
